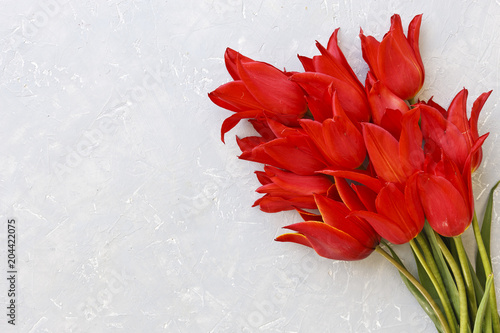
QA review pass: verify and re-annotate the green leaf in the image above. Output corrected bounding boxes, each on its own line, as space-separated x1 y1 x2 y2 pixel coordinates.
384 243 444 333
473 275 494 333
476 181 500 287
424 223 460 320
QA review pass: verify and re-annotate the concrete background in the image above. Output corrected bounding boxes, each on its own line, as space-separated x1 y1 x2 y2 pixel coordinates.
0 0 499 332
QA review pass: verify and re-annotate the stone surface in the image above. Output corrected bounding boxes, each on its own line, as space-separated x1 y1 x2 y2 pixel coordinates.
0 0 499 332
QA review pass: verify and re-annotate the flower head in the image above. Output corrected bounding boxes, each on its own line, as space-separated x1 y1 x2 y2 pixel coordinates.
360 14 424 100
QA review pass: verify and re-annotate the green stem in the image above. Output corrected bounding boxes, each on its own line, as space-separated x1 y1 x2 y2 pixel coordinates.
410 239 458 333
416 233 448 302
376 246 451 333
472 212 500 332
454 236 478 322
437 236 469 333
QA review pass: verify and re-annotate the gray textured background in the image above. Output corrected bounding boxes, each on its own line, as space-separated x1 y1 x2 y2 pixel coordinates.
0 0 499 332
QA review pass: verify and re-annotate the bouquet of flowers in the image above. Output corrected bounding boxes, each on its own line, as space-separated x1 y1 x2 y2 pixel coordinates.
209 14 499 333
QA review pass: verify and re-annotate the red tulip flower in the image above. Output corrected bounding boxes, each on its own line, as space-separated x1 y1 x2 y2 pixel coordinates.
293 29 371 123
419 89 491 172
350 179 425 244
360 14 424 100
208 48 307 142
361 108 424 184
276 194 380 261
299 92 366 170
415 152 475 237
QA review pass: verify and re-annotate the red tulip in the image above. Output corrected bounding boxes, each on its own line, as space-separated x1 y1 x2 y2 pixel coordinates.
299 92 366 170
253 166 334 213
415 131 488 237
276 194 380 261
350 179 425 244
415 153 473 237
419 89 491 172
208 48 307 142
360 14 424 100
293 29 371 123
361 108 424 183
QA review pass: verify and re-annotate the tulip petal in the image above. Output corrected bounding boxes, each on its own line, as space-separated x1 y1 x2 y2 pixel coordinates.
352 182 424 244
367 80 409 125
359 29 381 75
262 138 326 175
220 110 261 143
399 108 424 176
350 210 410 245
275 232 312 248
237 59 307 116
263 166 333 195
283 222 375 260
315 39 364 91
420 104 469 170
378 15 423 99
224 48 254 80
315 194 379 248
334 176 365 211
417 174 471 237
298 55 315 72
362 123 406 183
320 169 384 193
352 184 378 213
406 14 424 77
209 81 263 112
446 88 468 135
253 195 317 213
300 99 365 169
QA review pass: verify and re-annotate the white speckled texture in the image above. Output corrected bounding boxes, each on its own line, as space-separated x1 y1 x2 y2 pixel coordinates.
0 0 499 332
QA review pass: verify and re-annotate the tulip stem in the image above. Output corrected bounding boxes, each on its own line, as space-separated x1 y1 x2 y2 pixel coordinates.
375 246 451 333
436 236 469 333
472 212 500 332
453 236 477 323
410 238 458 333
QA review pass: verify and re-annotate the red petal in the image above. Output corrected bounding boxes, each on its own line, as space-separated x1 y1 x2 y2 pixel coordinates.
320 169 383 193
284 222 375 260
446 89 468 134
399 108 424 176
420 104 469 170
253 195 317 213
209 81 263 112
359 29 381 76
224 48 254 80
378 15 423 99
367 80 409 125
237 59 307 116
315 194 379 248
417 174 471 237
352 184 377 212
298 55 315 72
220 110 261 142
362 123 406 183
262 138 326 175
264 165 333 195
334 176 365 211
326 29 364 88
406 14 424 78
314 38 364 92
275 233 312 248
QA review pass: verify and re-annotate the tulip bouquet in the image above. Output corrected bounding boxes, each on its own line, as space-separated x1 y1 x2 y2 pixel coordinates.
209 14 500 333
